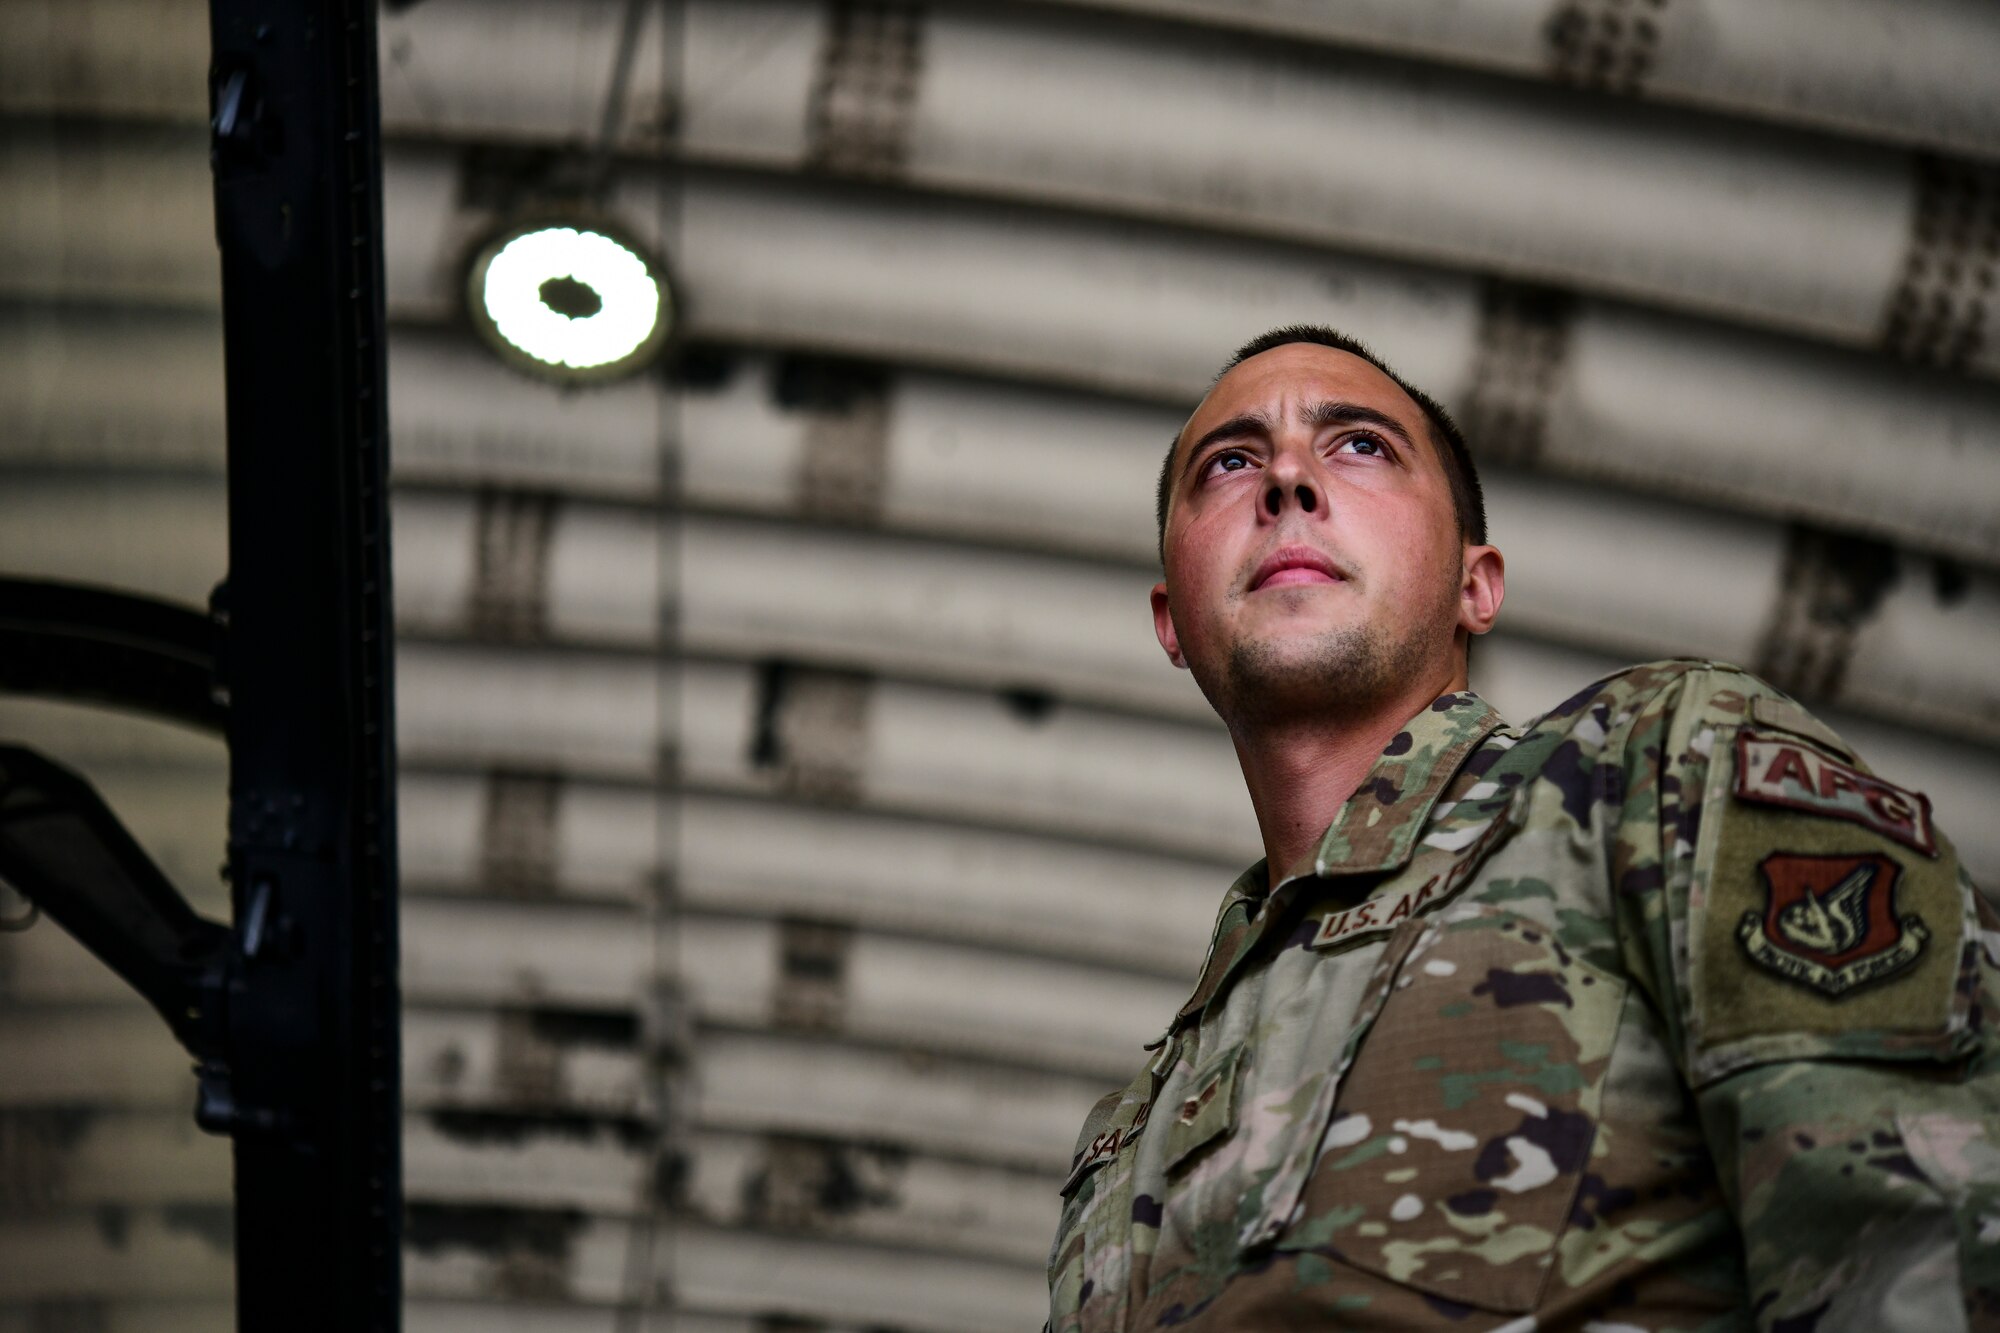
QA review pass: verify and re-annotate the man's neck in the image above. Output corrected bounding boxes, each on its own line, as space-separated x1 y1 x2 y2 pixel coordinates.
1231 668 1467 891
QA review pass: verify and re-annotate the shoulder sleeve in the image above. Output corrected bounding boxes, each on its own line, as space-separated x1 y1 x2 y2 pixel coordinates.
1605 664 2000 1330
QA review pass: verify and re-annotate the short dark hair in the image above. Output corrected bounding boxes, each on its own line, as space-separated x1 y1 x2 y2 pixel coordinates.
1154 325 1486 565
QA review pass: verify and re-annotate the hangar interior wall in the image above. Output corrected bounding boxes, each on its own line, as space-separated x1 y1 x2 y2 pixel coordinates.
0 1 1997 1328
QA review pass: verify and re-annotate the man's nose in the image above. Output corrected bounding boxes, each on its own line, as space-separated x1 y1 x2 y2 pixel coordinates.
1262 454 1320 517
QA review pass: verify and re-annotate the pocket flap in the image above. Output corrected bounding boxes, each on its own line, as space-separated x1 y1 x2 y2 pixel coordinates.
1164 1047 1243 1174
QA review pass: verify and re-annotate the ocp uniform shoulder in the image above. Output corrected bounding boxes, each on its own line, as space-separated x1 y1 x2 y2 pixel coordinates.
1614 665 2000 1326
1051 672 1712 1326
1046 660 1997 1329
1625 661 1983 1084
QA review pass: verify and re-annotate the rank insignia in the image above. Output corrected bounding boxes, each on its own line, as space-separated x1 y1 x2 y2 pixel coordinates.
1738 851 1928 997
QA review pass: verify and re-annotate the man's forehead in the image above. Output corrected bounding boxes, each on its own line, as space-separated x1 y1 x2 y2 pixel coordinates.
1178 344 1424 451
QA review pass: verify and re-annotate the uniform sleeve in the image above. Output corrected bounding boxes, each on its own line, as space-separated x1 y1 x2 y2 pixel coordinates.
1606 665 2000 1331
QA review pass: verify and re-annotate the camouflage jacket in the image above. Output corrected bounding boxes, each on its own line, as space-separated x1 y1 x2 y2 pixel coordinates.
1048 661 2000 1331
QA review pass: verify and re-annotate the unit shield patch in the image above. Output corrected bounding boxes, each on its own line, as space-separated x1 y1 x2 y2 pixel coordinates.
1738 851 1927 997
1694 722 1965 1061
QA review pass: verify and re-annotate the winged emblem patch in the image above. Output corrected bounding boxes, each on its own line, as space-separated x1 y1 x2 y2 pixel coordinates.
1738 852 1927 997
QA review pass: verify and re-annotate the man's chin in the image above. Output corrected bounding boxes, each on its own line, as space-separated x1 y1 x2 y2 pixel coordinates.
1199 626 1395 726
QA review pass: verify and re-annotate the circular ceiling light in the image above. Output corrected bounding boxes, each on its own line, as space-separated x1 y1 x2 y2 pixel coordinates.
467 221 672 380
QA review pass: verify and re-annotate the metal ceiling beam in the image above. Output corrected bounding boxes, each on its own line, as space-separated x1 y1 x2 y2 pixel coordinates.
7 134 2000 564
0 1110 1061 1266
0 1210 1048 1331
10 0 1998 374
1028 0 2000 162
5 624 1997 884
666 0 1985 371
10 314 2000 590
13 0 1999 168
7 474 1993 746
2 894 1181 1080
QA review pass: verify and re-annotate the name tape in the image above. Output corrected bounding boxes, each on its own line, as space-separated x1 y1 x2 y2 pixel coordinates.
1310 875 1444 950
1063 1098 1152 1193
1309 802 1520 951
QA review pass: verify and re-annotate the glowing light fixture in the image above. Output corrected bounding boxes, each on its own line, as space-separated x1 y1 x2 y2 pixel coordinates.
468 220 671 379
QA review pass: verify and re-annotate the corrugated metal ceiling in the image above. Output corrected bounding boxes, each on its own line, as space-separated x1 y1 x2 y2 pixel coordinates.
1 1 1996 1328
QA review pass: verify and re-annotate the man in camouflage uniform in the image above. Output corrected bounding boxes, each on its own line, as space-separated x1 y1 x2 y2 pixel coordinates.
1047 326 1999 1330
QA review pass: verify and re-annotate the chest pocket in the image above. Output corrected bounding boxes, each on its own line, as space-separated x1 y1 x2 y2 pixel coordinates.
1162 1046 1245 1170
1273 903 1629 1314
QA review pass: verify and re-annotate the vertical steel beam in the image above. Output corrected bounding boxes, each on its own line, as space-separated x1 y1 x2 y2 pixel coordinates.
206 0 401 1328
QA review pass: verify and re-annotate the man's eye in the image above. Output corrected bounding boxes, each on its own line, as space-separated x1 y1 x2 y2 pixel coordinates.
1337 434 1388 457
1204 452 1251 477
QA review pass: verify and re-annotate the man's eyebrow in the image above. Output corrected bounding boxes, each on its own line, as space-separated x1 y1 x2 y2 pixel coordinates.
1178 410 1275 483
1299 400 1418 450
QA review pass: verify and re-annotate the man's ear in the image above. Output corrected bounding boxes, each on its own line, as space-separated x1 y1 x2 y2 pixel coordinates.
1458 545 1505 637
1151 581 1189 669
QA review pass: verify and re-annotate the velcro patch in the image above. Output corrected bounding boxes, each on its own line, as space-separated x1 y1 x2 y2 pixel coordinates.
1309 801 1524 951
1735 730 1937 857
1063 1099 1151 1192
1738 851 1928 997
1690 728 1969 1076
1310 875 1442 950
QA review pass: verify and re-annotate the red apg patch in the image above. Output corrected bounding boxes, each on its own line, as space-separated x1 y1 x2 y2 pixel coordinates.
1737 851 1929 997
1734 731 1937 856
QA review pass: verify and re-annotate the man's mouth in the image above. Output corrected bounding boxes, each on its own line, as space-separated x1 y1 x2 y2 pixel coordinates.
1249 545 1346 592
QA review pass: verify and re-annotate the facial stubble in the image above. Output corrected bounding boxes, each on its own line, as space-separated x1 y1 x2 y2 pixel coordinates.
1196 574 1458 732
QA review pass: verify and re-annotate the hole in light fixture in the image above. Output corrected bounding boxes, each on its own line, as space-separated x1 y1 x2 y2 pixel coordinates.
466 220 671 380
537 275 603 320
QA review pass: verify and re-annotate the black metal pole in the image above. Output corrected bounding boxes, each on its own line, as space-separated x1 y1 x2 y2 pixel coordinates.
207 1 401 1328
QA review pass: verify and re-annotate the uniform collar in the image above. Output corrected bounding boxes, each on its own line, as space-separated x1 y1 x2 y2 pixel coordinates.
1272 689 1506 890
1165 690 1505 1034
